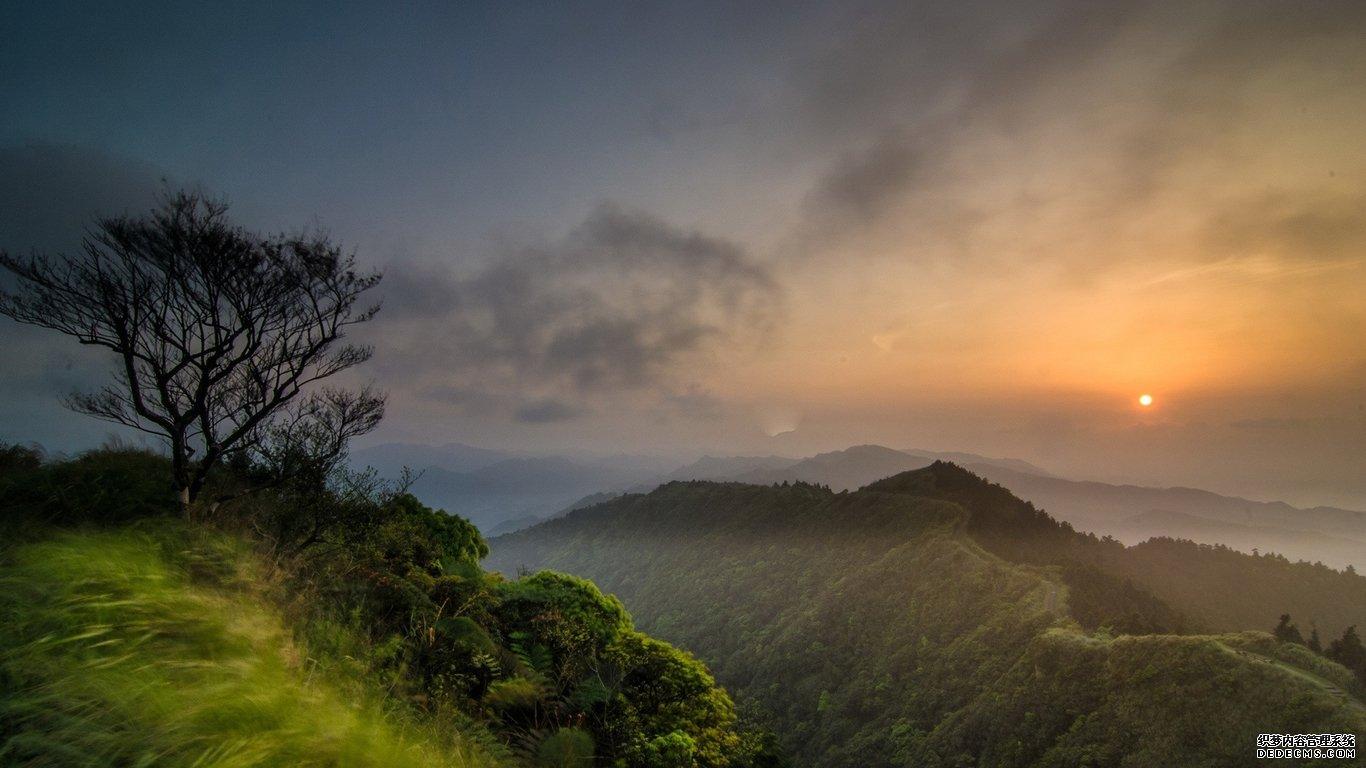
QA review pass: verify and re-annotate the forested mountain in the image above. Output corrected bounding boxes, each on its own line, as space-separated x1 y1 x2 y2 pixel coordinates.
489 464 1366 767
353 440 1364 571
659 444 1365 570
1109 510 1365 572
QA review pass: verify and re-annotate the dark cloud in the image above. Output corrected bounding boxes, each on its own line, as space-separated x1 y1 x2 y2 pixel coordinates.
375 204 782 415
1202 192 1366 262
799 129 922 238
786 0 1143 250
787 1 1366 259
662 385 728 421
514 399 583 424
416 385 506 413
0 142 166 253
0 143 170 448
788 0 1066 141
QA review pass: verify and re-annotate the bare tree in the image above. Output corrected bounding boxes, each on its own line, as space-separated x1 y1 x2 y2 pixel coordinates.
0 191 385 512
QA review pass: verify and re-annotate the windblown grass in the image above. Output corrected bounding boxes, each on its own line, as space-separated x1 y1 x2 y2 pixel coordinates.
0 523 496 767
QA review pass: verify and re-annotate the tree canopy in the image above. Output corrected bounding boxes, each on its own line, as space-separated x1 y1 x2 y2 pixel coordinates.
0 192 384 510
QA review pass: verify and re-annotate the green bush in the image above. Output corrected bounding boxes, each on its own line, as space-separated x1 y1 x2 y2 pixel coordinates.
0 524 493 767
536 727 594 767
0 445 176 534
0 448 779 767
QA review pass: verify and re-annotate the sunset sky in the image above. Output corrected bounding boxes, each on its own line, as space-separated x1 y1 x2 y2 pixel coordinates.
2 1 1363 506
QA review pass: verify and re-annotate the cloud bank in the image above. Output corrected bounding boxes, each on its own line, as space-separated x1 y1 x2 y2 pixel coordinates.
374 204 782 422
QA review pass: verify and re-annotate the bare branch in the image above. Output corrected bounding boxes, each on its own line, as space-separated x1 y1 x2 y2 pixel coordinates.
0 190 386 511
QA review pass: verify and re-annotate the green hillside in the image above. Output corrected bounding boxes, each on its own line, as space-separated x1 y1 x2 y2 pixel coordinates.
0 446 780 768
1105 536 1366 639
0 524 495 767
489 467 1366 767
862 462 1366 637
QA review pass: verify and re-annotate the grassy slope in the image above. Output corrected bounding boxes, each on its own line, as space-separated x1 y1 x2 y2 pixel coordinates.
489 480 1366 767
1105 537 1366 638
0 522 500 768
922 630 1365 766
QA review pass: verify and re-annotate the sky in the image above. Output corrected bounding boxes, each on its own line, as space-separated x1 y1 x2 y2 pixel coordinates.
2 0 1364 507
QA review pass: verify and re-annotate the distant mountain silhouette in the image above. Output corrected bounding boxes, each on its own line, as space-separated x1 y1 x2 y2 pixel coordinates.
658 453 799 482
659 444 1364 569
672 444 1051 491
1108 510 1366 570
391 454 659 529
970 466 1366 569
357 441 1363 569
349 443 674 529
351 441 517 477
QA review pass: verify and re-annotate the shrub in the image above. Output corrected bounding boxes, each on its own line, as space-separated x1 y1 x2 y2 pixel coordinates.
0 446 176 534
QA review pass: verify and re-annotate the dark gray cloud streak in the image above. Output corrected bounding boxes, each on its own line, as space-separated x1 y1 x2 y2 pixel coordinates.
0 143 166 253
0 143 170 448
787 0 1145 251
1202 192 1366 263
0 142 781 434
514 399 583 424
374 204 782 420
789 0 1366 263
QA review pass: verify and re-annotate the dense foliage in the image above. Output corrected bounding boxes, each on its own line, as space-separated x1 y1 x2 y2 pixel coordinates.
865 463 1189 634
0 523 494 767
490 464 1366 767
1107 536 1366 638
1273 613 1366 689
0 445 780 767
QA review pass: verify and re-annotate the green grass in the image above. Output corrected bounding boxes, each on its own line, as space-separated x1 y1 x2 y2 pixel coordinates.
0 523 498 767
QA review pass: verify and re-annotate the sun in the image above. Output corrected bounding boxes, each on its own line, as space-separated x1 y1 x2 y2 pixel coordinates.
1138 393 1154 407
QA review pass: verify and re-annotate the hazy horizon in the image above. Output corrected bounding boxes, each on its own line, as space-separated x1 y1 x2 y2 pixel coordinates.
3 0 1364 508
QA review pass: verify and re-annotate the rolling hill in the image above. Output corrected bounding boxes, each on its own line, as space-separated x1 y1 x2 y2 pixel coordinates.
1109 509 1366 571
659 444 1366 570
363 440 1366 569
0 525 500 767
489 464 1366 767
383 455 661 530
668 444 1050 490
0 445 780 768
972 465 1366 570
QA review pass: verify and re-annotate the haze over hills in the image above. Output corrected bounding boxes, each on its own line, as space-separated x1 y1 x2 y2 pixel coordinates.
365 442 1366 569
970 465 1366 570
659 454 800 483
489 463 1366 767
6 1 1366 764
400 456 661 530
357 443 1053 534
662 444 1052 489
351 441 522 477
1109 510 1365 573
657 444 1365 569
350 442 676 530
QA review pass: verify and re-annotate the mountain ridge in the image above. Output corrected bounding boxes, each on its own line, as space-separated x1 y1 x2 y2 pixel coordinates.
356 442 1364 569
488 463 1366 767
